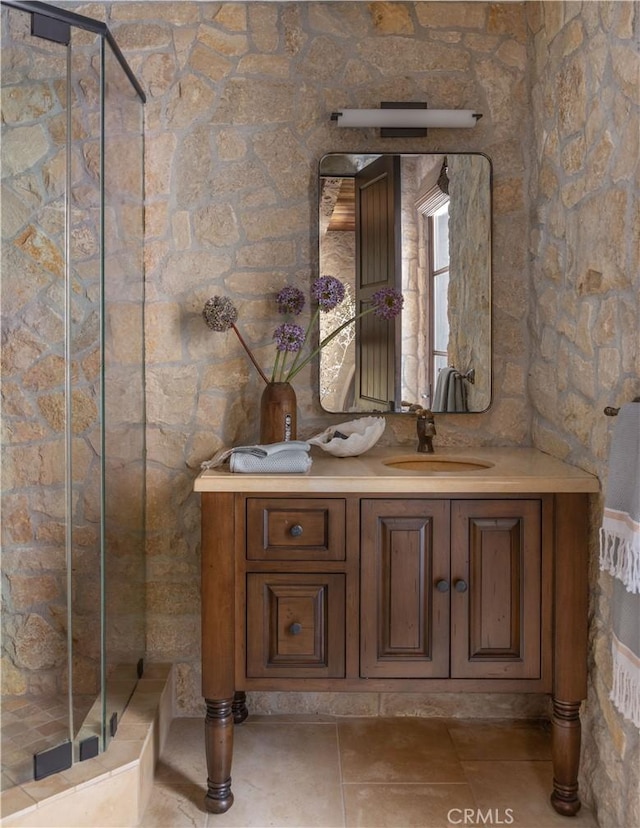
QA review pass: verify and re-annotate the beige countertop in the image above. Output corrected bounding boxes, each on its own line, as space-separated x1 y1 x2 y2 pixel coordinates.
194 445 600 494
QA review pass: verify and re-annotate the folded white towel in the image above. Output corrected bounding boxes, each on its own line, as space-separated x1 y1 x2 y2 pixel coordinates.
201 441 311 471
230 450 312 474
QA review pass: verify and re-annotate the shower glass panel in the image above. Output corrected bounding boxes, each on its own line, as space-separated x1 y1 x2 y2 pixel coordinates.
1 3 73 787
1 0 145 789
101 34 145 751
67 19 105 760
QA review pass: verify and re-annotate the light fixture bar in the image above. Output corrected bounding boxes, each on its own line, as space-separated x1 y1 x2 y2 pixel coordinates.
330 109 481 129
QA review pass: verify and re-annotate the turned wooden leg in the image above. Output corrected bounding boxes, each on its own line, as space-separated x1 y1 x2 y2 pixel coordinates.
204 698 234 813
551 698 582 816
232 690 249 724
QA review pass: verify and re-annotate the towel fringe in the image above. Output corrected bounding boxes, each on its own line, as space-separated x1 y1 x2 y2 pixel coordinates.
610 636 640 728
599 527 640 594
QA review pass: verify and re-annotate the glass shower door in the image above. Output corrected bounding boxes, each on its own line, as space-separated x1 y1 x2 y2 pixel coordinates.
101 33 146 751
64 19 107 761
1 3 74 785
1 0 145 786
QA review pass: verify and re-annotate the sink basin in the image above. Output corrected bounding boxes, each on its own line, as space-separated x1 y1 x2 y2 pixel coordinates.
383 455 494 473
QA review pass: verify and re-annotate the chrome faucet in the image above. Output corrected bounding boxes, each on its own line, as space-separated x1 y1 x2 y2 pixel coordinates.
415 407 436 453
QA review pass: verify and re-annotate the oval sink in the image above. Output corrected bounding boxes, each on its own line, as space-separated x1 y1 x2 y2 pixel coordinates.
383 455 494 473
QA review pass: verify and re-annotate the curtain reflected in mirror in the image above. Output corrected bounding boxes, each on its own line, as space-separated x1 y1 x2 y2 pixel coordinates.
319 153 491 414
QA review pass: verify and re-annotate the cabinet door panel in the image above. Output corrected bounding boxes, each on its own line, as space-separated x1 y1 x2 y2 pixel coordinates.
246 573 345 678
451 501 541 679
361 500 450 677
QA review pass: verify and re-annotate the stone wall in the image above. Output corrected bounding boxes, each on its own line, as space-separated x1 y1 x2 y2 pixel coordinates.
527 2 639 826
103 0 532 714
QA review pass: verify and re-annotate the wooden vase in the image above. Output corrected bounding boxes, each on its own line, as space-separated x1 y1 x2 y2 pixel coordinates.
260 382 297 444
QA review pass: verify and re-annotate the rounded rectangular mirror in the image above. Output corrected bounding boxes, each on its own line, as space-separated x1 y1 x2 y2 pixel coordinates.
318 152 492 414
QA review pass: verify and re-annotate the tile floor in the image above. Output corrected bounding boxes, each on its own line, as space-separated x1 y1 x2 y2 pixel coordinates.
1 695 90 790
140 716 599 828
1 666 139 792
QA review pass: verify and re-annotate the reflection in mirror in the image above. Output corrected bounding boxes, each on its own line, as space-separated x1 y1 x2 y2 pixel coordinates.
319 153 491 414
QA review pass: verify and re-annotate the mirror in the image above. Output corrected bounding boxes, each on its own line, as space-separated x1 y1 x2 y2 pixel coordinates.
318 152 491 414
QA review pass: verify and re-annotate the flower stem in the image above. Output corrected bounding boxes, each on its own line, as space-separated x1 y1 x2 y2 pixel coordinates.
278 351 289 382
232 323 269 385
285 307 320 381
286 307 373 383
271 350 281 383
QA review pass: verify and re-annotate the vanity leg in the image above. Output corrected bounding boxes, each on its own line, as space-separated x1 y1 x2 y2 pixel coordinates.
204 698 234 814
550 699 582 816
232 690 249 724
551 494 588 817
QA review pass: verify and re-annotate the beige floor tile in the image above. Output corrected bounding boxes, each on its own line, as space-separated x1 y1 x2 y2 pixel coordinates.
462 760 599 827
138 782 206 828
343 783 477 828
206 721 344 827
338 718 465 784
448 719 552 761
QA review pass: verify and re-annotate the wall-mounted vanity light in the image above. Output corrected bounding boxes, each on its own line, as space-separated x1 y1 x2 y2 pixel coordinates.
330 103 482 137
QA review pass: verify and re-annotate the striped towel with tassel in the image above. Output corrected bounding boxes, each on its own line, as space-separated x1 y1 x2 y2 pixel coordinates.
599 402 640 728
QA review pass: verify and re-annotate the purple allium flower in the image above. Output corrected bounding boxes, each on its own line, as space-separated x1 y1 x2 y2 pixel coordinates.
202 296 238 331
311 275 346 312
371 288 404 320
273 323 305 352
276 286 305 315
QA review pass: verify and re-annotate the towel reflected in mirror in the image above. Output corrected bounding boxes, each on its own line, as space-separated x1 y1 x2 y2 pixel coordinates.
432 366 468 413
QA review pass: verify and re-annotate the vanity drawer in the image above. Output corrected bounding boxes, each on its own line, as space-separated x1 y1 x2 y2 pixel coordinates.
246 498 346 561
246 573 345 678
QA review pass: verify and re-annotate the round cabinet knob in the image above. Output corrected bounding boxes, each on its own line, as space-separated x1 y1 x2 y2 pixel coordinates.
436 579 450 592
289 622 302 635
289 524 303 537
454 579 468 593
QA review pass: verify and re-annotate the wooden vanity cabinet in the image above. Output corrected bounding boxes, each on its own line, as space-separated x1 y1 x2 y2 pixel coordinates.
201 489 588 818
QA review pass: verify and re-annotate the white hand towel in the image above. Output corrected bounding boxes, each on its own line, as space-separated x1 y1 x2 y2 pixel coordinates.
229 450 312 474
202 441 311 470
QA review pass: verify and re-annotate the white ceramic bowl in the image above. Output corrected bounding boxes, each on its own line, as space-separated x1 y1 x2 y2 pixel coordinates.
308 416 386 457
